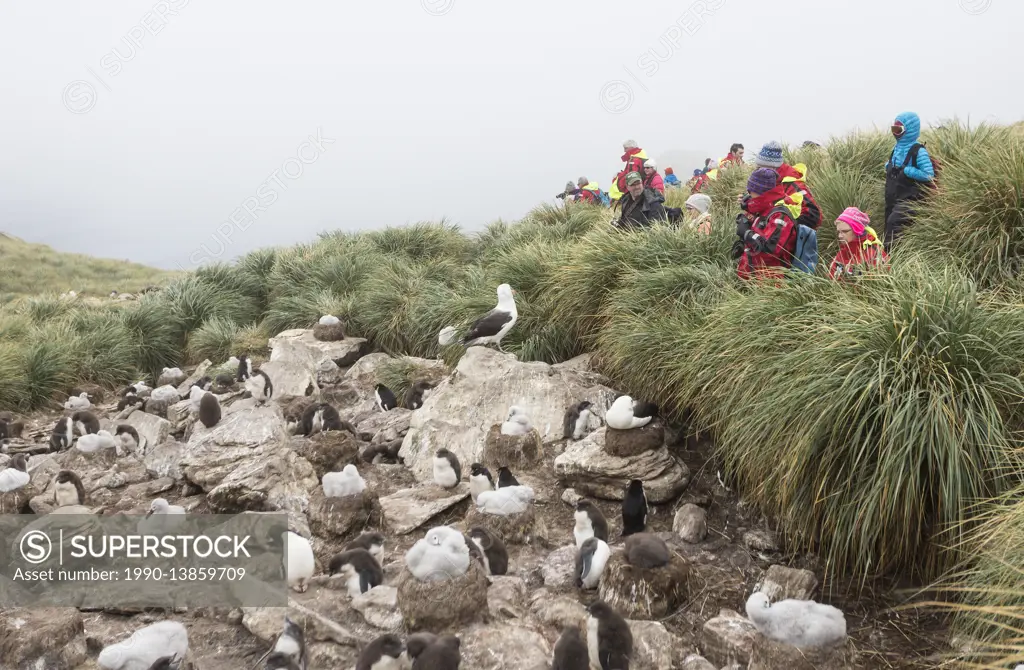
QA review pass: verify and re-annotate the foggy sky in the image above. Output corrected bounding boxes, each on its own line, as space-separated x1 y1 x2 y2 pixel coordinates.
1 0 1020 270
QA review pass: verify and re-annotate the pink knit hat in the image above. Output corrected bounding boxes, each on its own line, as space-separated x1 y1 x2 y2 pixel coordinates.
836 207 871 237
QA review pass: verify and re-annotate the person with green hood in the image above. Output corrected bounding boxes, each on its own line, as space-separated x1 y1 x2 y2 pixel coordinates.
884 111 935 251
612 172 667 229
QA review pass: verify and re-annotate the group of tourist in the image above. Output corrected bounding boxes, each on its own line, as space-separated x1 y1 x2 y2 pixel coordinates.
557 111 936 281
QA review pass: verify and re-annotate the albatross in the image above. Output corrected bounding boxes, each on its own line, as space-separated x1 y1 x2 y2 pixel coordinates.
460 283 518 351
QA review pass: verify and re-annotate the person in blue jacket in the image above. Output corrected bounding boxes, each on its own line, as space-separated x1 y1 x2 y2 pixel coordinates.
884 111 935 251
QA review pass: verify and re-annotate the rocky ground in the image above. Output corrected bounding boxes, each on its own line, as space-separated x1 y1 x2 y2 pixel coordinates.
0 329 950 669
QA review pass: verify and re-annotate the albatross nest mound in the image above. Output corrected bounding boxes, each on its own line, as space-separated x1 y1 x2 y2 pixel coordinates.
396 559 490 632
597 548 691 619
313 322 346 342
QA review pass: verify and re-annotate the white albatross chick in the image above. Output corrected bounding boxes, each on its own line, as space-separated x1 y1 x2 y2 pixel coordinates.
605 395 652 430
0 454 31 493
75 430 122 456
319 314 341 326
322 464 366 498
476 485 534 516
64 392 92 412
97 620 189 670
500 405 533 436
438 325 458 346
404 525 471 582
137 497 186 535
284 530 316 592
745 591 847 649
149 384 181 404
188 384 207 408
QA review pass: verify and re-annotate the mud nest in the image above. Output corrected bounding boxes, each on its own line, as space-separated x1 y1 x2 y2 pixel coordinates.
749 634 856 670
597 549 691 619
292 431 362 478
313 322 347 342
307 488 382 539
396 560 490 632
481 424 542 468
604 420 665 457
463 504 545 546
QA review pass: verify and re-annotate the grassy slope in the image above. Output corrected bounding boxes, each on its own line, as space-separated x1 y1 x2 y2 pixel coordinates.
0 233 178 302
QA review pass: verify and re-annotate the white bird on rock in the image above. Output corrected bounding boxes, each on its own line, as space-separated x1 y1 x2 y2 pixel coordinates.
322 464 366 498
460 283 518 351
605 395 652 430
76 430 122 456
64 392 91 412
745 591 847 649
500 405 533 436
0 454 31 493
319 314 341 326
97 620 189 670
137 497 186 535
284 530 316 592
476 485 534 516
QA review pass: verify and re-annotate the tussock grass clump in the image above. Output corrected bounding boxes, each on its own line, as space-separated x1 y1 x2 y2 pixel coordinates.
119 300 184 378
904 128 1024 288
681 262 1024 581
368 221 471 261
188 318 269 364
0 343 27 410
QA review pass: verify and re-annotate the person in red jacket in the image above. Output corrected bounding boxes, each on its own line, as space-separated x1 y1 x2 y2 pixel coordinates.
735 168 799 281
829 207 889 280
613 139 649 198
642 159 665 195
754 141 822 230
718 143 744 169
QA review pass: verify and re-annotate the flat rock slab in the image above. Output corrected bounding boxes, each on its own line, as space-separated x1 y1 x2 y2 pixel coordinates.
553 427 689 502
379 485 470 535
123 409 170 455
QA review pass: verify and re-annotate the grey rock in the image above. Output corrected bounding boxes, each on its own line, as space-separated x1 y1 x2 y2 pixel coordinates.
701 609 758 667
540 545 577 589
744 530 781 553
379 485 470 535
756 565 818 602
352 585 403 631
123 409 172 456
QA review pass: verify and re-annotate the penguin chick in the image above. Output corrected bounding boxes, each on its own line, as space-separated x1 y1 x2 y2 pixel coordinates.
265 616 308 670
198 392 222 428
621 479 648 537
71 410 100 436
54 469 87 507
406 632 438 661
468 463 494 502
356 634 406 670
328 548 384 597
50 416 74 451
433 448 462 489
411 635 460 670
115 425 140 453
563 400 595 441
237 354 253 382
552 626 590 670
344 532 385 560
245 369 273 405
624 532 670 569
118 394 145 412
496 466 520 488
586 601 634 670
402 380 435 410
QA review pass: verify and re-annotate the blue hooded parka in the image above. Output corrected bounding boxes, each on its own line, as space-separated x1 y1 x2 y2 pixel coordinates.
886 111 935 183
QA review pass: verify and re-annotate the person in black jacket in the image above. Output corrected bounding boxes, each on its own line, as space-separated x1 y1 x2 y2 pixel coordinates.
612 172 667 229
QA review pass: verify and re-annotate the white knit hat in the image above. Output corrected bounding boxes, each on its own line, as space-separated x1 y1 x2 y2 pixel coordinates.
644 159 657 170
685 193 712 214
623 139 637 149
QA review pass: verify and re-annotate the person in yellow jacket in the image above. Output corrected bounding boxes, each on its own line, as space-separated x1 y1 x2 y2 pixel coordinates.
610 139 648 201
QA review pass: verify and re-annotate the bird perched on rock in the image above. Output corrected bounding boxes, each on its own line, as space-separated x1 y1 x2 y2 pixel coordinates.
624 532 670 568
552 626 590 670
118 393 145 412
264 617 308 670
621 479 648 536
586 601 633 670
237 354 253 382
745 591 847 649
121 380 152 398
64 392 92 412
460 283 518 352
403 380 434 410
246 369 274 405
476 484 534 516
322 464 366 498
283 530 316 593
374 383 398 412
54 469 87 507
606 395 652 430
411 635 461 670
574 499 609 547
158 367 186 387
356 634 406 670
344 532 385 560
467 526 508 576
575 537 611 590
72 410 100 436
300 402 347 436
329 548 384 597
198 392 222 428
563 400 596 441
137 498 185 535
468 463 493 502
97 620 189 670
0 454 30 493
500 405 533 436
50 416 74 451
433 449 462 489
496 466 520 488
115 425 140 454
405 526 471 581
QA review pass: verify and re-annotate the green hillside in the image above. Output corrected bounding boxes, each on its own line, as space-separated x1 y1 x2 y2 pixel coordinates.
0 233 178 302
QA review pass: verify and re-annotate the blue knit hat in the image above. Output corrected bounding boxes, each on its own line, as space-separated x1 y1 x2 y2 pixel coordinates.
746 168 778 194
755 140 784 168
693 169 702 176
